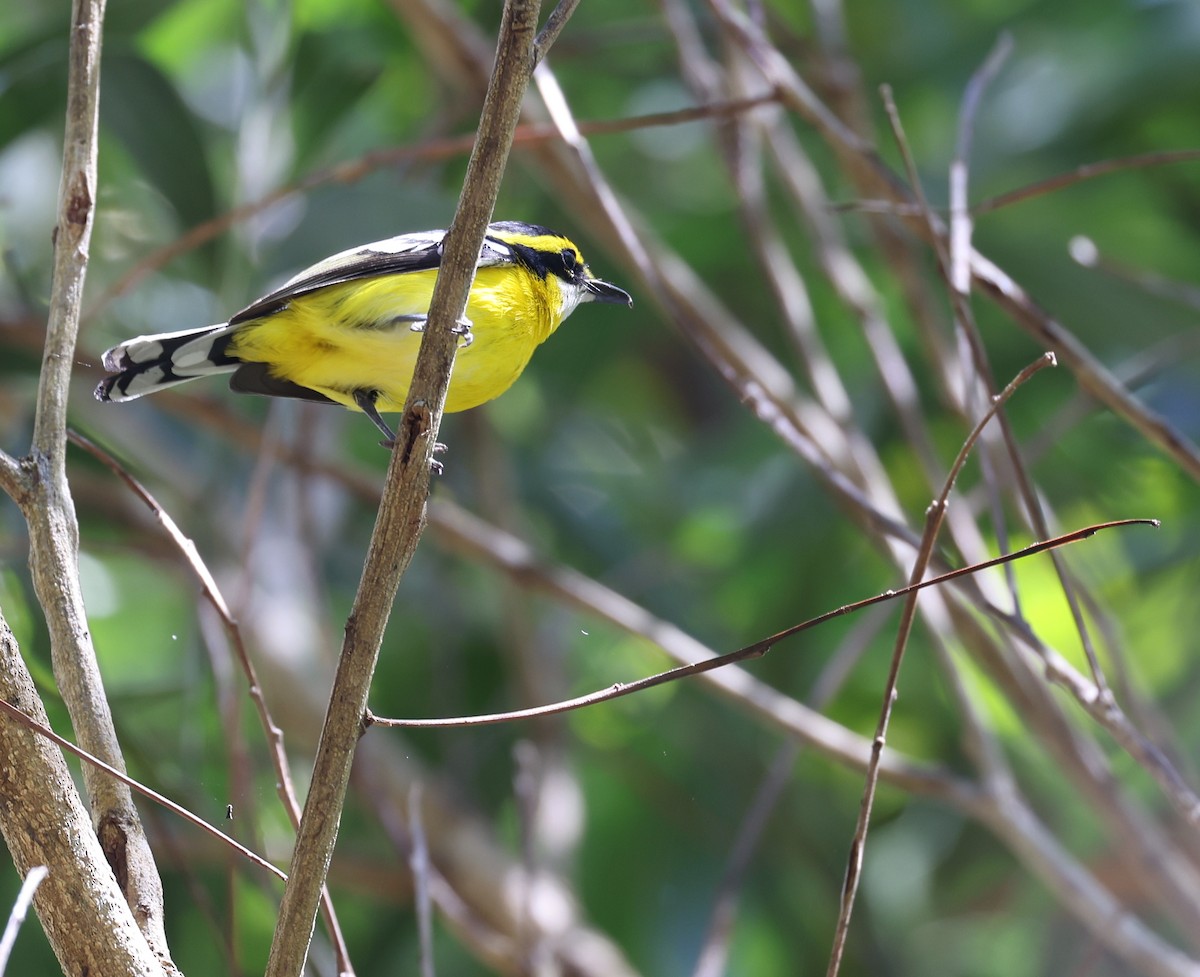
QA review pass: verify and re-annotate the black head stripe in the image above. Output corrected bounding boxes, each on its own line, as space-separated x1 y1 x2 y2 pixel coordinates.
496 239 580 283
500 240 550 279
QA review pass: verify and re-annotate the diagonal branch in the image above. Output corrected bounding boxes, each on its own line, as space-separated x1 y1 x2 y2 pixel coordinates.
13 0 175 964
263 1 549 974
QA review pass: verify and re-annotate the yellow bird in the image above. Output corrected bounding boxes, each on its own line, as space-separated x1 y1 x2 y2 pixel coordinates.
95 221 632 443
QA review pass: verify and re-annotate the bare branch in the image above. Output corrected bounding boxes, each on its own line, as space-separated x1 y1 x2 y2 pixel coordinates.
0 452 23 505
949 31 1011 294
15 0 174 962
264 2 551 974
975 148 1200 216
532 0 581 65
0 866 47 977
825 355 1056 977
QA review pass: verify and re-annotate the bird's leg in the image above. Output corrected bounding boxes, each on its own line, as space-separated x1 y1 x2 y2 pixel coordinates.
353 389 447 471
352 389 398 448
394 314 426 333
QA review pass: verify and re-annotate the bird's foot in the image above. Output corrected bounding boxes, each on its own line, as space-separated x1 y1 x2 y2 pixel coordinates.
403 314 471 348
430 441 447 474
452 316 474 348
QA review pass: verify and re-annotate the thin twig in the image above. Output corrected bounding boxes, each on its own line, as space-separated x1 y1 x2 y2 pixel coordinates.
409 785 436 977
532 0 581 65
67 430 356 976
950 31 1011 294
373 515 1150 729
0 698 285 883
825 354 1054 977
975 148 1200 215
0 866 48 977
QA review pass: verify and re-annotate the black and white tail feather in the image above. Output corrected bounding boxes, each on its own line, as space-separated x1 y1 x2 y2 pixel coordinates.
95 324 241 402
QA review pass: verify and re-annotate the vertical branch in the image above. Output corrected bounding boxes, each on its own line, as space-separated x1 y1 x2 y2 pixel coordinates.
14 0 175 962
949 32 1011 295
263 2 546 975
33 0 103 459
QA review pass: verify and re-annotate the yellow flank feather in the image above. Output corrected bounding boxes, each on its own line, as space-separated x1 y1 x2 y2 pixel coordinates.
228 265 561 414
95 221 632 444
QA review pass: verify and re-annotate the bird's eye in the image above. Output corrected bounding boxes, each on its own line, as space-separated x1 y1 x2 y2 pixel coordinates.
560 248 578 272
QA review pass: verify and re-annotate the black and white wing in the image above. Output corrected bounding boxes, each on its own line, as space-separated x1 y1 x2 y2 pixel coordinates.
228 227 524 325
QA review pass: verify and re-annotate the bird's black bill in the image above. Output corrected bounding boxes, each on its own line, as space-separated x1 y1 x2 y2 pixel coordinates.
584 279 633 306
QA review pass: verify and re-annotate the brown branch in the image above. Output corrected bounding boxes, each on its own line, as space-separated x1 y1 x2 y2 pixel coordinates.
975 148 1200 215
6 0 175 965
263 2 549 974
532 0 581 65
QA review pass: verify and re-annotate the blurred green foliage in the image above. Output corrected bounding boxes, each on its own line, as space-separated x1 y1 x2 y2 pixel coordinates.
2 0 1200 975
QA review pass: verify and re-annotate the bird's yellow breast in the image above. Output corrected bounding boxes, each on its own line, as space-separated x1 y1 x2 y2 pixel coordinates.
227 265 565 413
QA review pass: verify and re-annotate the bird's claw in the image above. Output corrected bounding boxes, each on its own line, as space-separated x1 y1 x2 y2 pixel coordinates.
430 441 447 474
404 314 471 348
453 315 474 349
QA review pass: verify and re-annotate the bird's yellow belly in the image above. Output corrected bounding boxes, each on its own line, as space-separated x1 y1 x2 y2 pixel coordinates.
228 267 557 414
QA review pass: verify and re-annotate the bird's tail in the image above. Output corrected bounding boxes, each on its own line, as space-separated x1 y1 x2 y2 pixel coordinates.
95 324 241 402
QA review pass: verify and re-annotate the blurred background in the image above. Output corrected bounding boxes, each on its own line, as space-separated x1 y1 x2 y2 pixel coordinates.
2 0 1200 974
